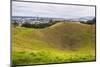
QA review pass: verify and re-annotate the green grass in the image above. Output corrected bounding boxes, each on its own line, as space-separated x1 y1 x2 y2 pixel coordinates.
12 50 95 65
12 22 96 65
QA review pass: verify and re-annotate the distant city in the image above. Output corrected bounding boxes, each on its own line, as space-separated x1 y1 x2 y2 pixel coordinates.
12 16 95 23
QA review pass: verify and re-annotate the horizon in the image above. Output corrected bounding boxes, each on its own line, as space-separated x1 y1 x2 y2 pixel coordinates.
12 16 95 20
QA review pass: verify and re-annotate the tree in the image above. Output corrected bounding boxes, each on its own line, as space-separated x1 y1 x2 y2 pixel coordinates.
80 17 96 25
86 17 96 25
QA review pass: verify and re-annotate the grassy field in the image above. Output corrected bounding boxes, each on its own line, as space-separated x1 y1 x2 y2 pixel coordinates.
12 22 96 65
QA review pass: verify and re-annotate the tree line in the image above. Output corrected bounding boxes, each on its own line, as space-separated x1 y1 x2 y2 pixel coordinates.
80 17 96 25
12 19 59 28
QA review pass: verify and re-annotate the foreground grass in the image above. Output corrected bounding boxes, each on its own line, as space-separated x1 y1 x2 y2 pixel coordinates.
12 50 95 65
12 22 96 65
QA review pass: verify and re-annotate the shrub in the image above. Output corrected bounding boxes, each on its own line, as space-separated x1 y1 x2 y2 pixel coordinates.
21 22 33 28
12 21 19 27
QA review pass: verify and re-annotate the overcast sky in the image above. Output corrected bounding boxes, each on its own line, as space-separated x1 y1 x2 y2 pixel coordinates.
12 1 95 19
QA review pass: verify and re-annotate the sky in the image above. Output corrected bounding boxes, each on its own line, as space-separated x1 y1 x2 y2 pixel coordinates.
12 1 95 19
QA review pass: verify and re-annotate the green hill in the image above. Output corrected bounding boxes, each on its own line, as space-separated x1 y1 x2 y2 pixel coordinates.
12 22 96 65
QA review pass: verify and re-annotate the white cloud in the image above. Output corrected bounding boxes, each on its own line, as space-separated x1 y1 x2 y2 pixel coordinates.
12 1 95 19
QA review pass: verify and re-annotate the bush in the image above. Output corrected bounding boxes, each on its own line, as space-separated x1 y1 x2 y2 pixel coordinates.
12 21 19 27
21 22 33 28
21 22 49 28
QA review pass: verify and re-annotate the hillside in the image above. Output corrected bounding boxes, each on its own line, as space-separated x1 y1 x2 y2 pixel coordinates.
12 22 96 65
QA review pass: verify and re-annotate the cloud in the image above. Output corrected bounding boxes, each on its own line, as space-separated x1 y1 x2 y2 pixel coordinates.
12 1 95 19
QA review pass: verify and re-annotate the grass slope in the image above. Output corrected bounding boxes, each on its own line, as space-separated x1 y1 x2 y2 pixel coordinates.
12 22 96 65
